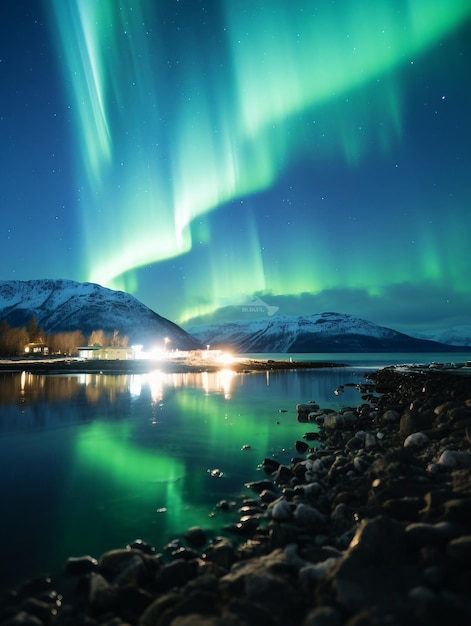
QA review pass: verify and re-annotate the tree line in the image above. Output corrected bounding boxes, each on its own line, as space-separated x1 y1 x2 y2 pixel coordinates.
0 316 128 357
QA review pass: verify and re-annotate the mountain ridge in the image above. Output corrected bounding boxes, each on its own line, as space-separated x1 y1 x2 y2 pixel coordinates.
409 326 471 347
1 280 467 354
187 312 468 353
0 279 200 350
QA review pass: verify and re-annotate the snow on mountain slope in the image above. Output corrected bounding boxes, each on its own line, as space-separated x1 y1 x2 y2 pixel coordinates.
0 279 200 349
409 326 471 347
187 312 464 353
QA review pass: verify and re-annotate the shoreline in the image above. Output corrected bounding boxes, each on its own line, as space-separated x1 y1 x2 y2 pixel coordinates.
1 367 471 624
1 355 470 376
0 356 347 375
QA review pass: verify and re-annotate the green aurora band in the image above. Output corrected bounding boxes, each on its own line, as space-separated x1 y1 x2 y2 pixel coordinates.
49 0 471 322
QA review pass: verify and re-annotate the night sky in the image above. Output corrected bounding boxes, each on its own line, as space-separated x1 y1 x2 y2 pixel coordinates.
2 1 470 336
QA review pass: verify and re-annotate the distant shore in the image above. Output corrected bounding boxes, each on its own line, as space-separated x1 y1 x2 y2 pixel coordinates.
0 356 470 376
0 356 347 374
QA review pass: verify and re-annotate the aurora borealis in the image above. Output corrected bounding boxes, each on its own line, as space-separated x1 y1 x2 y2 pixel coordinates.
2 1 470 336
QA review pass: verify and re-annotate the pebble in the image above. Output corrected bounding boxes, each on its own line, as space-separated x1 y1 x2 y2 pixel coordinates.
271 498 292 522
404 432 429 448
438 449 471 468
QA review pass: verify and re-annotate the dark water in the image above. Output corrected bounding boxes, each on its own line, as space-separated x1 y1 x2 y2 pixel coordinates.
0 352 467 589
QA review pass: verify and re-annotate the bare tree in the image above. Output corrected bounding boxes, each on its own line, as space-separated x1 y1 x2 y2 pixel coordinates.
0 320 29 356
88 329 106 346
47 330 86 355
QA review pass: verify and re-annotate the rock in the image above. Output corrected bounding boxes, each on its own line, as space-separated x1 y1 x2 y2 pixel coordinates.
303 432 320 441
297 402 320 413
448 406 471 424
295 481 322 497
17 576 53 598
324 412 357 430
226 600 276 626
382 496 423 522
139 590 183 626
293 503 326 531
117 583 154 618
98 549 151 584
364 432 377 451
331 502 349 525
348 516 407 563
245 479 276 493
295 440 309 453
302 606 342 626
404 432 429 448
299 557 339 587
17 597 59 625
271 499 292 522
171 546 200 561
304 457 326 477
405 521 458 548
345 436 363 451
98 548 146 580
381 409 401 423
317 518 415 614
63 554 98 576
220 548 305 625
447 535 471 561
88 573 118 614
262 458 281 473
438 450 471 468
273 464 294 484
434 401 456 416
442 497 471 523
127 538 156 554
224 517 261 536
400 408 434 437
2 612 44 625
184 526 207 548
156 560 198 593
216 499 233 510
156 589 220 624
203 537 239 571
260 488 279 503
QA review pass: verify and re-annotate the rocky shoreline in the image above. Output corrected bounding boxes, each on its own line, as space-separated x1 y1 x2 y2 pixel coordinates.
1 367 471 625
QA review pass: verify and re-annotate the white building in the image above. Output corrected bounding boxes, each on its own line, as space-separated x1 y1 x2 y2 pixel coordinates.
77 346 134 360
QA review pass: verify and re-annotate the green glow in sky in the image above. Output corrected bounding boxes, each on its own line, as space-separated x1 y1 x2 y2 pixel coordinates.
49 0 471 323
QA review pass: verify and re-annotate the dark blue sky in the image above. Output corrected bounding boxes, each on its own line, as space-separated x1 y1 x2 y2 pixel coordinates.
1 1 470 335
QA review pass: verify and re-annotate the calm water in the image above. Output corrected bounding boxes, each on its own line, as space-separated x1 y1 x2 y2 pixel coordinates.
0 352 468 588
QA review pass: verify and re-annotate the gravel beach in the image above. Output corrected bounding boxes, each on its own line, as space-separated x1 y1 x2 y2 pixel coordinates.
1 365 471 625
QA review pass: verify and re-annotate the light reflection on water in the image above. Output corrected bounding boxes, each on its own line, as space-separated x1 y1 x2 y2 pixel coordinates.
0 363 380 588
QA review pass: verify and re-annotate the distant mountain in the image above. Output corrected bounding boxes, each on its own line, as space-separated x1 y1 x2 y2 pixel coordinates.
187 312 469 353
409 326 471 347
0 279 200 350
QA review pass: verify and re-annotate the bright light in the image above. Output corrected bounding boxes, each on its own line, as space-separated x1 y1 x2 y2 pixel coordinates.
218 368 236 399
149 347 165 360
131 344 143 360
218 352 233 365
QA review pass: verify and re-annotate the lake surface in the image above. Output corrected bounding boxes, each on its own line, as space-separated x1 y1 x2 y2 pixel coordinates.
0 352 468 589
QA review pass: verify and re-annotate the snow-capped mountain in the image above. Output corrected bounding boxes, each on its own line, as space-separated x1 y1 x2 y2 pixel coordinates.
0 279 200 350
409 326 471 347
187 312 467 353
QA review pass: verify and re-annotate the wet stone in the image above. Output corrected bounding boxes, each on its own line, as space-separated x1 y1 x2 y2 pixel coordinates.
447 535 471 561
184 526 208 548
63 555 98 576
